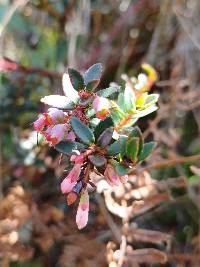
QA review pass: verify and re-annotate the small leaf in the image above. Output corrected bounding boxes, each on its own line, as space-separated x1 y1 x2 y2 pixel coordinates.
97 86 121 98
129 126 144 154
97 127 113 147
126 137 139 161
55 141 77 154
143 94 159 108
124 85 136 111
94 116 114 140
41 95 74 109
62 73 79 103
117 92 126 111
68 68 85 91
70 117 94 145
84 63 102 89
136 105 158 118
107 136 127 156
138 142 156 162
88 155 107 167
114 163 130 176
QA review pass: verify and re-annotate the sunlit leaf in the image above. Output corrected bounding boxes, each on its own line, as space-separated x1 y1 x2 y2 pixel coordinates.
40 95 74 109
62 73 79 103
84 63 102 90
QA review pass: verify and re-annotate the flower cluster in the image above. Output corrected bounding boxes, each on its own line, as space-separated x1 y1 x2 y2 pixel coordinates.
33 63 159 229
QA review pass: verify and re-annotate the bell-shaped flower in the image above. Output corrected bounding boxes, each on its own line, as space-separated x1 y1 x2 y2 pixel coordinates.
61 164 82 194
45 108 66 125
33 115 46 132
47 124 69 145
76 189 89 229
104 164 121 186
92 96 110 120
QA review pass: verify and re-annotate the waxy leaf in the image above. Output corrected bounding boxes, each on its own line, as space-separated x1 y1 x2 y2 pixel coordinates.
88 155 107 167
138 142 156 162
70 117 94 145
94 116 114 140
124 85 136 111
107 136 127 156
126 137 139 161
97 86 120 98
136 105 158 118
97 127 113 147
68 68 85 91
62 73 79 103
115 163 130 176
55 141 77 154
129 126 143 154
41 95 74 109
84 63 102 89
143 94 159 108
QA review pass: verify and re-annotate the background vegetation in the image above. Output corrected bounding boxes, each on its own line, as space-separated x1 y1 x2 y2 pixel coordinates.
1 0 200 266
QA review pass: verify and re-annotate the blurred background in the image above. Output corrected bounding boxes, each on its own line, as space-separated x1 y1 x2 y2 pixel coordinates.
1 0 200 266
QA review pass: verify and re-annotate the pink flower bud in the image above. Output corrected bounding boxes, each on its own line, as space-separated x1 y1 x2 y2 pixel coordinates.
76 190 89 230
66 131 76 141
71 154 85 164
47 124 68 145
104 164 120 186
61 164 82 194
92 96 110 120
67 192 77 205
46 108 65 124
33 116 46 132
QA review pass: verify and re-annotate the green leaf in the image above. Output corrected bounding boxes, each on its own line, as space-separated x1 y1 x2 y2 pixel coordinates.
129 126 144 154
107 136 127 156
55 141 77 154
126 137 139 161
117 92 126 111
94 116 114 140
124 85 136 111
84 63 102 90
136 105 158 118
88 155 107 167
68 68 85 91
97 127 113 147
70 117 94 145
40 95 74 109
97 86 121 98
138 142 156 162
115 163 130 176
144 94 159 108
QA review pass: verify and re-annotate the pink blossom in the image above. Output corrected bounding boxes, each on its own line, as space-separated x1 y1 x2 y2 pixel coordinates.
92 96 110 120
61 164 82 194
70 154 85 164
66 131 76 141
76 190 89 229
45 108 65 124
104 164 120 186
33 116 46 132
47 124 68 145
